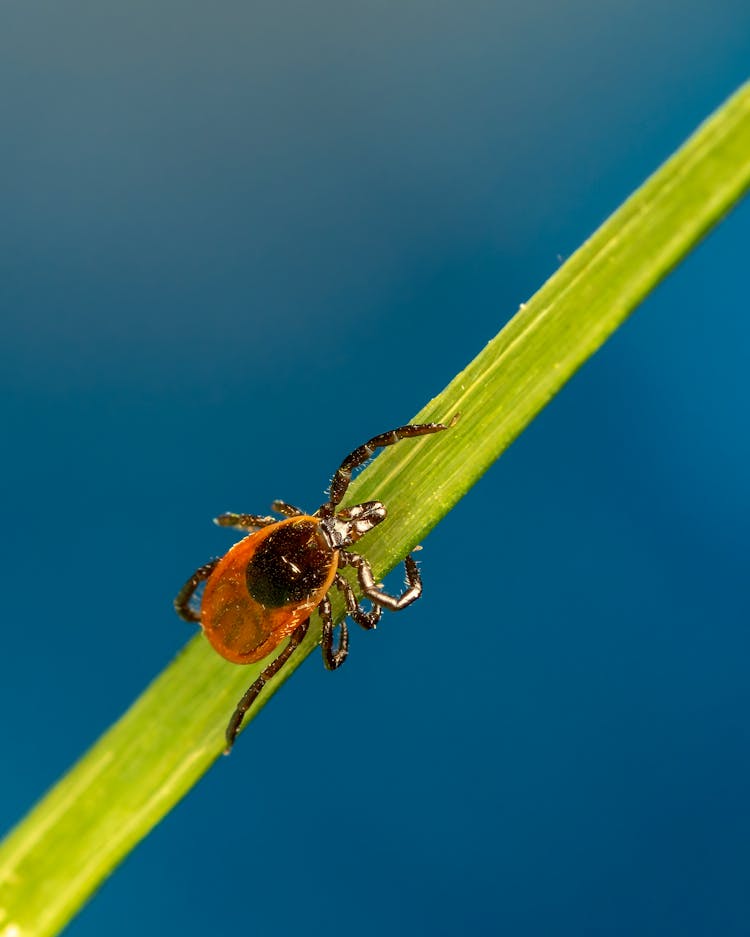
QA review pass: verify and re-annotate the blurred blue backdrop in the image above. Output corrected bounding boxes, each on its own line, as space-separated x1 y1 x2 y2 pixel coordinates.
1 3 749 936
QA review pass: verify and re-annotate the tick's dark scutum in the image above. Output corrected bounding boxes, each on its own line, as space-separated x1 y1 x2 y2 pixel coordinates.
245 521 334 607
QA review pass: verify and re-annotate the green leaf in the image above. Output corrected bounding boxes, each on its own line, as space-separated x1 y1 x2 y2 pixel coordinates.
2 81 750 937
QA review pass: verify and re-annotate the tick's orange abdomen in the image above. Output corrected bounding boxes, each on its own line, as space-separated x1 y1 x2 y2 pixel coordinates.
200 516 337 664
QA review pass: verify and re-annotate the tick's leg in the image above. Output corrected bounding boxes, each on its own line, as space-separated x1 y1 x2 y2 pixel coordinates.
270 500 306 517
224 618 310 754
174 559 219 623
339 551 422 611
324 415 459 512
214 512 277 531
334 573 382 630
320 593 349 671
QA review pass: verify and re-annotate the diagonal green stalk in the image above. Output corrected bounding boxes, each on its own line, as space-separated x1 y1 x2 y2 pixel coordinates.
2 81 750 937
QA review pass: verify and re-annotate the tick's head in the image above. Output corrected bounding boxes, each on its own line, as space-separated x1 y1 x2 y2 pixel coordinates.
319 500 387 549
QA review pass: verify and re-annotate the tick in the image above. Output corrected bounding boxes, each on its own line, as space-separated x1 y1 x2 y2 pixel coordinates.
175 416 457 752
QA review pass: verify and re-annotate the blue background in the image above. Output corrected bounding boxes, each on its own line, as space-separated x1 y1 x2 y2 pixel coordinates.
1 3 749 935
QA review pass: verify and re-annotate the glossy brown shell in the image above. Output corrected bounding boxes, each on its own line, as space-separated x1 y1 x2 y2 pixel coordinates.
200 516 338 664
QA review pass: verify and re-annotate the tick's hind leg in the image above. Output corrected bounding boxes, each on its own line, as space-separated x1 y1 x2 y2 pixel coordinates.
339 551 422 611
174 559 219 623
224 618 310 753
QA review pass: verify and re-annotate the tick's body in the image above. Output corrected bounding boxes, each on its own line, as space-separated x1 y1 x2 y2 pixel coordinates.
202 517 336 664
175 416 457 752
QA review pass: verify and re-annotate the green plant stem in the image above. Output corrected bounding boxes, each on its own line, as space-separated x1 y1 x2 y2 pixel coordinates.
2 81 750 937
